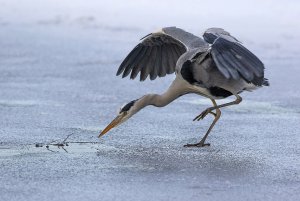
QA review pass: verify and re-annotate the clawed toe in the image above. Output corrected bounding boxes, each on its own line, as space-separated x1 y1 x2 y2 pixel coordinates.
193 109 214 121
209 111 217 117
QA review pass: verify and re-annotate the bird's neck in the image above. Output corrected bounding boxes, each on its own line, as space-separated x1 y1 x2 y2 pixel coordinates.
133 78 188 114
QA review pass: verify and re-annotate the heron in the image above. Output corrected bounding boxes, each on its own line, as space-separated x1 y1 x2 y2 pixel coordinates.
99 27 269 147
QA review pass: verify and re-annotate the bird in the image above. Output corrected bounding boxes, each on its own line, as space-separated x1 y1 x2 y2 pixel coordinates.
99 27 269 147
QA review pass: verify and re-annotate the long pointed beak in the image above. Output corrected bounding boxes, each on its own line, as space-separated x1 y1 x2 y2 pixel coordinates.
99 115 122 138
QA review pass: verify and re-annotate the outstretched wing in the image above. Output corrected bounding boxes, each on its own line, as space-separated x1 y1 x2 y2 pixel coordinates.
116 27 207 81
203 28 266 86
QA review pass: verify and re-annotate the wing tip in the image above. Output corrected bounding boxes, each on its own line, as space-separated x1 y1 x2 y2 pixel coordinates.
116 69 122 76
263 78 270 86
140 33 152 41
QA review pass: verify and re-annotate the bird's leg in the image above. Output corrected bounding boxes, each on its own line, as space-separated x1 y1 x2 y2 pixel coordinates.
194 95 242 121
185 99 221 147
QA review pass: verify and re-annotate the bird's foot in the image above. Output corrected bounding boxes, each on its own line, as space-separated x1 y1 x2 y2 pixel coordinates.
193 108 214 121
184 141 210 147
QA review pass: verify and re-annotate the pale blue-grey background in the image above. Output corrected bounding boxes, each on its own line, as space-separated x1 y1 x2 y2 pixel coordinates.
0 1 299 200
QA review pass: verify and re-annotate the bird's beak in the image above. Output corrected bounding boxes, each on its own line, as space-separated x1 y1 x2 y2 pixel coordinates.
99 115 123 138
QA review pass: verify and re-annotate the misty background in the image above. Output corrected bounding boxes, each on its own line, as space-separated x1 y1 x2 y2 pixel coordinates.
0 1 299 201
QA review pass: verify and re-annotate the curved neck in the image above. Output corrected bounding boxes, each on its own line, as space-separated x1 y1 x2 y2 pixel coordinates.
132 78 189 114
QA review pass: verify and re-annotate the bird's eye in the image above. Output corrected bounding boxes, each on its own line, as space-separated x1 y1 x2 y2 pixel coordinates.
117 108 122 114
117 109 127 116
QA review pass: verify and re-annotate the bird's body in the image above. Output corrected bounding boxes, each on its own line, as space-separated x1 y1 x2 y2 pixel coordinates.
100 27 269 147
177 52 257 100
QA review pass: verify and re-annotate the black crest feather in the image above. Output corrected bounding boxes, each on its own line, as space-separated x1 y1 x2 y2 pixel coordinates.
120 99 137 113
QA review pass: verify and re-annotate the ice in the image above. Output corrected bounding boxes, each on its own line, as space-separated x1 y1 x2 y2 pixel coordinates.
0 0 300 201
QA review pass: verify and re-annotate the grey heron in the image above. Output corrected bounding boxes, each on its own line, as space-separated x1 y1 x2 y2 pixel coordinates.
99 27 269 147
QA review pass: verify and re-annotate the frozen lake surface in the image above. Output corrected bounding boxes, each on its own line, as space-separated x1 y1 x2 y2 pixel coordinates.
0 0 300 200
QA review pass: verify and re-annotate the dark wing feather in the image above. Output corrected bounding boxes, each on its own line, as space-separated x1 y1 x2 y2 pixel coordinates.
118 34 185 81
210 37 265 85
158 45 168 77
203 28 266 86
117 45 142 76
150 45 161 80
130 47 148 79
139 48 153 81
116 27 205 81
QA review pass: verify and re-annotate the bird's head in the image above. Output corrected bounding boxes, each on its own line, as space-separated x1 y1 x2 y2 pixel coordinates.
99 99 138 137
